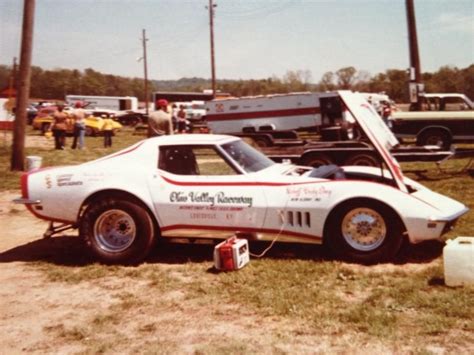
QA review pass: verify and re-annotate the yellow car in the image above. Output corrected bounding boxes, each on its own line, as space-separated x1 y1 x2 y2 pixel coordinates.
32 107 122 136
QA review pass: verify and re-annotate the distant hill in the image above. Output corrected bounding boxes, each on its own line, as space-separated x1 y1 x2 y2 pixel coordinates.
152 77 212 92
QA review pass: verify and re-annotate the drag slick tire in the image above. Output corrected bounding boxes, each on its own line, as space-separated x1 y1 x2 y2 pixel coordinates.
325 199 404 264
81 198 156 264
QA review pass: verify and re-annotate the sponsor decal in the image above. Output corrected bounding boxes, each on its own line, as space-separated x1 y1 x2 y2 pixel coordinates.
45 175 52 189
56 174 83 187
170 191 253 207
286 185 331 201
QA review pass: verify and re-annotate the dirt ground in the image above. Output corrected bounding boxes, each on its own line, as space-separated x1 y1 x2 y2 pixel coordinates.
0 189 450 354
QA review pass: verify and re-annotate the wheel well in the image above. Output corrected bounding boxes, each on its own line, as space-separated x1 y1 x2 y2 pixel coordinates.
79 189 160 234
417 126 451 138
323 197 406 243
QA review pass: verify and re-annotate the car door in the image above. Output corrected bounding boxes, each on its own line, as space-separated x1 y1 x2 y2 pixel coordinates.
148 144 268 239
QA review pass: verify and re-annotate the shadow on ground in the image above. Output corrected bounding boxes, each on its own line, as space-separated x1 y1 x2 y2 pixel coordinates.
0 235 445 267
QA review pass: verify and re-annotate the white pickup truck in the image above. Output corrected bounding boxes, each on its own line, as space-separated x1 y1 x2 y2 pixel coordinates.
391 93 474 148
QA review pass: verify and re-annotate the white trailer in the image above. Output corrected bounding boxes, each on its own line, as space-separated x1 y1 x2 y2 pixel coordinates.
204 91 355 146
65 95 138 111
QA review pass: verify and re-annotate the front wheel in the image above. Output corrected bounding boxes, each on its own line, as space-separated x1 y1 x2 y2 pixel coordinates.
325 200 404 264
80 198 156 264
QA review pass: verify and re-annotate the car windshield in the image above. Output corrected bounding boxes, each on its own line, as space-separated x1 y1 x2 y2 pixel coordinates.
221 140 275 173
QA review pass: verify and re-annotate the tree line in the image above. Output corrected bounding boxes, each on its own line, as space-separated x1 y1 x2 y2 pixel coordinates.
0 64 472 103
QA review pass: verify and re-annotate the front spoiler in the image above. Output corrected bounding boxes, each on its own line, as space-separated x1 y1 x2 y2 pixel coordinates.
430 207 469 223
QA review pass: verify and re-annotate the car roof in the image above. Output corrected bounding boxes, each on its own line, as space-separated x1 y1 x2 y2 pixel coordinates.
147 133 238 146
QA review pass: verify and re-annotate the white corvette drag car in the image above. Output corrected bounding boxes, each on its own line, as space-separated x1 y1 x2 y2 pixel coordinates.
15 92 468 264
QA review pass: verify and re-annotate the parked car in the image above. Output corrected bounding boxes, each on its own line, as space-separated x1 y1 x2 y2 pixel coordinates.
115 111 147 126
32 107 122 136
390 93 474 148
15 91 468 265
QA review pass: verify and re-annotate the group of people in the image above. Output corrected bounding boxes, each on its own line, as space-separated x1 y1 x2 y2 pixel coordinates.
148 99 188 136
50 101 115 150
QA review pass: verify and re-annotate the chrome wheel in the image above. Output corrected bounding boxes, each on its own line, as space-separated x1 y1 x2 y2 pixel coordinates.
341 208 387 251
94 209 136 253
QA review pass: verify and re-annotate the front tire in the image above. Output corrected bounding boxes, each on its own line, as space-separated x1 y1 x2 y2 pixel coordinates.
325 199 404 264
80 198 156 264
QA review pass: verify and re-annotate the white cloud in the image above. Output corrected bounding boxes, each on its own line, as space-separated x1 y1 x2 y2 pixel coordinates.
433 13 474 34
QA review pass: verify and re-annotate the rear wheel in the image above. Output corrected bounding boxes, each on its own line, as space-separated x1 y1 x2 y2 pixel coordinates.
85 126 96 136
80 198 156 264
325 199 404 264
302 153 333 168
416 129 451 149
253 136 271 147
344 153 379 167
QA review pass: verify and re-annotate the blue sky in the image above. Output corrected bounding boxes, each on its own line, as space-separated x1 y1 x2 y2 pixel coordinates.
1 0 473 82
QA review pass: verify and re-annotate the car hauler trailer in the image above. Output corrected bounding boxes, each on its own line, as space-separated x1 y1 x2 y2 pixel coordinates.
65 95 138 111
205 91 474 166
205 91 355 147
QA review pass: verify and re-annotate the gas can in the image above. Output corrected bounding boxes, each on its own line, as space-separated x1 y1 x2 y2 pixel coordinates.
443 236 474 286
214 237 250 271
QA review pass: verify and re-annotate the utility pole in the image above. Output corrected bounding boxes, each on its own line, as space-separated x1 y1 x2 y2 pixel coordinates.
406 0 422 110
8 57 18 101
11 0 35 171
208 0 217 96
141 29 152 137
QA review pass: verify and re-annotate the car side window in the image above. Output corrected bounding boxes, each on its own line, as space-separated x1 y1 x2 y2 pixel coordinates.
158 146 238 176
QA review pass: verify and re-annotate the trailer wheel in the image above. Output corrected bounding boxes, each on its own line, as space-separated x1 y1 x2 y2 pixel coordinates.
253 136 271 148
301 153 333 168
416 129 451 149
344 153 379 167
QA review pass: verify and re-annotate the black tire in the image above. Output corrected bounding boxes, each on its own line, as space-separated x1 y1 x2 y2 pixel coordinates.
416 129 451 149
80 198 156 264
41 123 51 134
253 136 271 147
302 153 333 168
344 153 379 167
324 199 404 264
85 126 98 137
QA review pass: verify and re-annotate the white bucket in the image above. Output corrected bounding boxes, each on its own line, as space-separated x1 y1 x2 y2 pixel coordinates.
443 236 474 286
26 155 42 171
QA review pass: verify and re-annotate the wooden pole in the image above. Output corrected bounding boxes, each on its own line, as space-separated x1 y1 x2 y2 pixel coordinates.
142 29 151 137
406 0 422 109
11 0 35 171
209 0 216 97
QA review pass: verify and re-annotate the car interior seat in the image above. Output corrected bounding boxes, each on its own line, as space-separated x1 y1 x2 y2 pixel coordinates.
308 164 345 179
162 147 199 175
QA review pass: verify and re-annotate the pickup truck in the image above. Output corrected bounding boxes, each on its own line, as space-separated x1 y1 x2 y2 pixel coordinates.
390 93 474 148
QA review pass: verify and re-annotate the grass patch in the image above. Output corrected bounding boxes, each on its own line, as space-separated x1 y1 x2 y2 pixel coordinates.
5 129 474 352
0 127 143 191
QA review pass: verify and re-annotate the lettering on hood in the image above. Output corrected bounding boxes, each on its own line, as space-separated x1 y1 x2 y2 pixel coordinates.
170 191 253 207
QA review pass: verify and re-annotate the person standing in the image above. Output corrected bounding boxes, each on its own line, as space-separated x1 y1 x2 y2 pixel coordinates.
71 101 86 149
177 104 187 133
51 105 68 149
148 99 173 136
102 115 114 148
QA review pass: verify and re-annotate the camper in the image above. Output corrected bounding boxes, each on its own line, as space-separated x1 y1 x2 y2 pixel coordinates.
65 95 138 111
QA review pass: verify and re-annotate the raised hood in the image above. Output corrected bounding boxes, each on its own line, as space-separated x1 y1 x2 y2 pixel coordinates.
338 91 407 192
